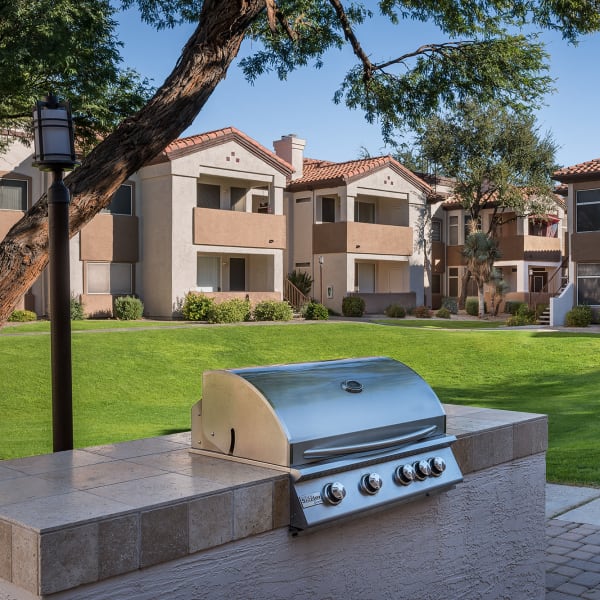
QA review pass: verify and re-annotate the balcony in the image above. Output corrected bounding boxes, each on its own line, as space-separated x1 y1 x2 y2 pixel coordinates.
497 235 561 262
80 214 139 262
193 208 286 249
313 222 413 256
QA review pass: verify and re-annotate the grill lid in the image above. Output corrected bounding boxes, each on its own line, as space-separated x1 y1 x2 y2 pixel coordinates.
192 357 447 468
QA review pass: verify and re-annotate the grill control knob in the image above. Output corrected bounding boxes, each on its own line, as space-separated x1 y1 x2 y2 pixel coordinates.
323 482 346 505
429 456 446 477
413 459 432 481
393 464 416 486
360 473 383 495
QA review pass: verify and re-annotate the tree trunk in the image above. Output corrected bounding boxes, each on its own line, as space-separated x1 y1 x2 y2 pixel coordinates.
0 0 265 322
458 269 471 310
478 285 485 319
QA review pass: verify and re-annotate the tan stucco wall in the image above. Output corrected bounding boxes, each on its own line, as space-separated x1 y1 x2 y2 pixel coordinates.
0 211 24 242
313 222 413 255
571 232 600 262
80 214 139 262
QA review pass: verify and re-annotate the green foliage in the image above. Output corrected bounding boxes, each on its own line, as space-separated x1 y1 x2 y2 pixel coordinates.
435 307 451 319
465 298 480 316
565 305 593 327
114 296 144 320
253 300 293 322
505 303 536 326
342 296 365 317
505 301 527 316
303 302 329 320
412 306 432 318
70 298 85 320
206 299 251 324
7 309 37 322
182 293 214 321
384 304 406 318
0 0 153 154
287 270 313 296
441 297 458 315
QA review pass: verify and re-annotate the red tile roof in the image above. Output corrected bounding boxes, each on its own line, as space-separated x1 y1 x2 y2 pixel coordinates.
146 126 293 174
287 155 432 194
553 159 600 182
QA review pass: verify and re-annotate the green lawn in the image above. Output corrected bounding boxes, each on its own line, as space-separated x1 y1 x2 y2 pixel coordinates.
1 321 598 485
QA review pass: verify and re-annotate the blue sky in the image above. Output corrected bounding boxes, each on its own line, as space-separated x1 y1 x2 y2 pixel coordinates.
116 8 600 168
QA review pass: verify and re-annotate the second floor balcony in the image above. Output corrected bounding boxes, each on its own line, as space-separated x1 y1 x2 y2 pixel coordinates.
193 207 286 249
313 222 413 256
497 234 561 262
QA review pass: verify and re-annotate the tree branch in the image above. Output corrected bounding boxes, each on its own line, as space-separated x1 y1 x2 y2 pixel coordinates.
328 0 373 80
374 40 477 72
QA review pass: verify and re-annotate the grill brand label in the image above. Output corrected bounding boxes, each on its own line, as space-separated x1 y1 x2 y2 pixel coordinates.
299 492 323 508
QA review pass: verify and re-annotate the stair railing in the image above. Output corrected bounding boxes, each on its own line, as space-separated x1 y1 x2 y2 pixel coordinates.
284 279 311 311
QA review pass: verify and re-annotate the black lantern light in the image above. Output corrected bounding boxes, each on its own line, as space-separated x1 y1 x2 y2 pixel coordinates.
32 94 78 452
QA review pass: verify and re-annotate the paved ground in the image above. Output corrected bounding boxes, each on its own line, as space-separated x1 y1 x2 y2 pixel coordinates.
546 484 600 598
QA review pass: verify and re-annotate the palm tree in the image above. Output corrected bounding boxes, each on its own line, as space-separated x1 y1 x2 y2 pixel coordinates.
463 232 501 318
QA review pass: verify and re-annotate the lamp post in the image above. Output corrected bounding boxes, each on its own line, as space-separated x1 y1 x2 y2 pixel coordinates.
32 95 78 452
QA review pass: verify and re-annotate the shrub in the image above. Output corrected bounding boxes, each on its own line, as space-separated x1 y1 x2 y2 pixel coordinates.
505 303 536 326
441 297 458 315
182 292 214 321
206 298 251 324
435 307 451 319
505 301 526 316
8 309 37 322
384 304 406 318
342 296 366 317
304 302 329 320
253 300 293 322
287 270 313 296
70 297 85 320
465 297 479 316
114 296 144 320
412 305 432 318
565 305 593 327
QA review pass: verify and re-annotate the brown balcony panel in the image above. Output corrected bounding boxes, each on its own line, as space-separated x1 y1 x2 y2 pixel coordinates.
432 241 445 273
0 210 24 241
571 232 600 262
193 208 286 249
313 222 413 256
80 214 139 262
498 235 560 262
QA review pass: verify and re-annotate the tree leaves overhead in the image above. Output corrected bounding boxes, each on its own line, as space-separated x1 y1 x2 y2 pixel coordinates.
0 0 153 153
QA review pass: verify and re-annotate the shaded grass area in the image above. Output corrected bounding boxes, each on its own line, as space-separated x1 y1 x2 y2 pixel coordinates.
1 323 598 485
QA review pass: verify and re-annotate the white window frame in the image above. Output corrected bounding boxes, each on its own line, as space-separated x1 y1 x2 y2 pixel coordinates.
86 263 133 295
0 178 28 211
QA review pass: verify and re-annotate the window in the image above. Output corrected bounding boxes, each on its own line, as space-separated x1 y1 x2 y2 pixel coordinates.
252 194 270 214
321 197 335 222
197 256 220 292
431 219 442 242
354 201 375 223
87 263 132 294
355 262 375 292
102 184 132 215
576 189 600 232
448 267 459 297
577 264 600 305
448 216 459 245
0 179 27 211
197 183 220 209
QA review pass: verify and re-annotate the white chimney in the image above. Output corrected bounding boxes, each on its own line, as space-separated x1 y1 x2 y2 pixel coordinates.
273 134 306 180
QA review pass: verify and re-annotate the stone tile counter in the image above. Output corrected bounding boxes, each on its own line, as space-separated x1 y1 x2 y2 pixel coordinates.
0 407 547 600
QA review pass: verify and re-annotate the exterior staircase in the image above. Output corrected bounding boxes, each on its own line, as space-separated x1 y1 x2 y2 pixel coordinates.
537 283 568 326
283 279 311 312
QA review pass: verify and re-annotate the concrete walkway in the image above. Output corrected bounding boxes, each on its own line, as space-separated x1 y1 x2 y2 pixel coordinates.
546 484 600 598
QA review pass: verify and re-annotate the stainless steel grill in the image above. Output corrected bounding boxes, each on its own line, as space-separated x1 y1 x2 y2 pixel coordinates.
191 357 462 530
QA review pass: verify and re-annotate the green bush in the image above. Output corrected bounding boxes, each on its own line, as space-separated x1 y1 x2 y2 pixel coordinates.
253 300 293 322
441 297 458 315
70 297 85 320
465 297 479 316
435 307 451 319
505 303 536 326
287 270 313 296
413 305 432 318
384 304 406 318
206 298 251 324
565 305 593 327
8 309 37 322
114 296 144 320
182 292 214 321
304 302 329 320
342 296 365 317
505 301 526 316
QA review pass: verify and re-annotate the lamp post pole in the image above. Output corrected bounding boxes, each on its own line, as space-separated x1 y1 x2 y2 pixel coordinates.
32 94 77 452
319 256 324 303
48 167 73 452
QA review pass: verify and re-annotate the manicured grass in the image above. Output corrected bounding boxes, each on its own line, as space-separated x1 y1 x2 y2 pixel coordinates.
373 318 507 329
0 319 194 334
1 322 598 486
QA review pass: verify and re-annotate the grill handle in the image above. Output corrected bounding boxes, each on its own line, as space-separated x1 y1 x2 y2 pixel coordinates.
303 425 438 459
